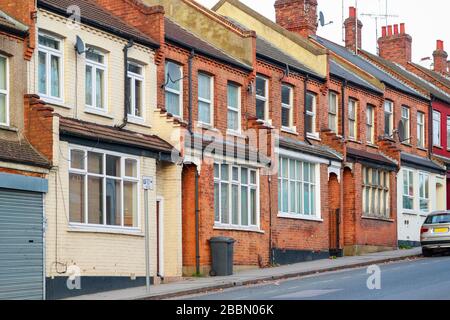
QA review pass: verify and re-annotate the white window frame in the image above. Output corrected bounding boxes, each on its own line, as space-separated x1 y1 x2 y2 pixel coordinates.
214 163 260 231
37 31 63 104
85 48 107 112
255 75 268 121
401 106 410 143
227 82 241 133
366 104 375 144
306 92 317 137
197 72 214 126
384 100 393 136
164 61 183 117
68 145 141 232
362 167 390 219
433 110 441 147
348 99 358 140
417 111 425 148
402 169 414 211
0 54 9 127
127 61 145 121
281 84 293 129
419 172 430 213
278 155 321 221
328 91 338 133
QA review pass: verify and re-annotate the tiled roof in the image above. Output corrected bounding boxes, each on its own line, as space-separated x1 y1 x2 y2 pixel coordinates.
0 138 50 168
256 36 324 79
59 117 175 155
313 36 428 101
165 18 252 71
411 63 450 88
329 59 383 94
347 147 397 170
38 0 159 48
0 10 28 35
363 51 450 104
278 136 343 161
401 152 446 174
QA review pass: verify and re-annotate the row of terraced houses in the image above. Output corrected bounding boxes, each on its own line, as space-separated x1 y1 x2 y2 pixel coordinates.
0 0 449 299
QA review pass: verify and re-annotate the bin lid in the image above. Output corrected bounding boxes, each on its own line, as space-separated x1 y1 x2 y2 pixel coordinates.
209 236 235 243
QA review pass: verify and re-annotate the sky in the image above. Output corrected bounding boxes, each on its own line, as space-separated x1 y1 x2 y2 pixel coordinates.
197 0 450 68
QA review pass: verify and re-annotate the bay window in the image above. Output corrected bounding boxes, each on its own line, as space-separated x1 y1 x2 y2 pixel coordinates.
127 62 144 119
165 61 182 117
255 75 268 120
278 156 318 218
401 106 410 142
384 100 393 136
69 147 139 228
402 169 414 210
281 84 293 128
85 49 106 110
433 110 441 147
362 167 390 218
366 104 374 144
0 55 8 125
305 92 316 135
328 91 338 133
38 33 62 101
198 72 213 125
214 163 259 228
227 83 241 132
348 99 357 139
419 173 430 212
417 112 425 148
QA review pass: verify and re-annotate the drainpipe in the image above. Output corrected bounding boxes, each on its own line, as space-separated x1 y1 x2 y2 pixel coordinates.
341 80 347 140
339 80 347 256
188 50 195 133
304 75 312 145
428 95 434 160
117 40 134 129
195 168 200 275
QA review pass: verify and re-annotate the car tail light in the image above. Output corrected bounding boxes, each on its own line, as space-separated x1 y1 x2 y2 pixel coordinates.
421 227 429 234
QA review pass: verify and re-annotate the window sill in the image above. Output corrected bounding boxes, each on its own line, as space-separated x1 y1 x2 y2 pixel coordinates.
197 122 217 131
433 145 443 150
281 127 298 135
418 147 428 152
84 107 113 119
256 119 274 128
361 215 394 223
278 212 323 222
68 223 144 236
127 115 150 128
0 124 18 132
347 138 362 144
306 133 321 141
401 142 412 147
366 143 379 149
226 130 246 139
42 97 69 109
213 224 264 234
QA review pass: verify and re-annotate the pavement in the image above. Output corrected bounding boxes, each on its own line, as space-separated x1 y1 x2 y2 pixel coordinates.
65 247 421 300
186 254 450 300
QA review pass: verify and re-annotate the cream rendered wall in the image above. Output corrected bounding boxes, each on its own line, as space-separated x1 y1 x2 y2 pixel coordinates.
32 10 158 135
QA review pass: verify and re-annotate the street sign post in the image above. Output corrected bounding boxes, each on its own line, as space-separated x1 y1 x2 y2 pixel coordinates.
142 176 153 292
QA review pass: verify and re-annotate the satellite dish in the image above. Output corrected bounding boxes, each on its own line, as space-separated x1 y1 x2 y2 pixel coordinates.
397 120 405 142
75 35 86 55
319 11 325 27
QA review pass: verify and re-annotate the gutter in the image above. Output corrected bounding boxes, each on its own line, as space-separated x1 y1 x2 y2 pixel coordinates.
341 79 347 141
188 50 195 133
0 25 29 38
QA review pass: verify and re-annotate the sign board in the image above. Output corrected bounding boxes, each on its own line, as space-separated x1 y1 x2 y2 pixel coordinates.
142 176 154 190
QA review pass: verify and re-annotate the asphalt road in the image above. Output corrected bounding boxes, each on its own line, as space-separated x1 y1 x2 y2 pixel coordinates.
183 255 450 300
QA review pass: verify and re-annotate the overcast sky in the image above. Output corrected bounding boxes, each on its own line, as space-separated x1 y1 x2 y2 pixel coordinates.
197 0 450 68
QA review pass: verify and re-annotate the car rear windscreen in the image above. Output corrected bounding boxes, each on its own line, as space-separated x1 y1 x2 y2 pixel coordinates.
425 214 450 224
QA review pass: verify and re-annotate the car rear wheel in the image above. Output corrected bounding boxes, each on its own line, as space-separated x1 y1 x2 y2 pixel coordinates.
422 248 433 257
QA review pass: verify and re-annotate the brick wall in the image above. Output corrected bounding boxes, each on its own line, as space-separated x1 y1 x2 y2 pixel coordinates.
274 0 318 38
378 24 412 67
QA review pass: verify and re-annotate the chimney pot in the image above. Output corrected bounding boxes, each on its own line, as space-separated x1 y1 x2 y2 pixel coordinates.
400 23 405 34
387 25 393 36
437 40 444 51
393 24 399 35
381 26 387 37
349 6 356 18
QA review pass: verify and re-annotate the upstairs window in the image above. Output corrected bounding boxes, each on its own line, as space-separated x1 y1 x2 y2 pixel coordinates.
305 92 316 135
0 55 8 126
417 112 425 148
328 91 338 133
433 110 441 147
165 61 182 117
127 62 144 119
400 106 410 143
227 83 241 132
281 84 293 128
38 33 62 101
384 100 393 136
255 75 268 120
366 104 375 144
198 73 213 125
348 99 358 139
85 49 106 110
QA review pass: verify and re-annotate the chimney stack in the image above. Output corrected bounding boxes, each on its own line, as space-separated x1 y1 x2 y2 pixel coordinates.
344 6 363 52
433 40 448 74
378 23 412 66
274 0 318 38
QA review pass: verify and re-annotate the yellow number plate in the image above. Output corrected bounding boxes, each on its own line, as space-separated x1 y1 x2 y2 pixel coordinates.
434 228 449 234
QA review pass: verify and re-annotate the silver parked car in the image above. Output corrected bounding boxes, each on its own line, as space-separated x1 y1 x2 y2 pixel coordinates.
421 211 450 257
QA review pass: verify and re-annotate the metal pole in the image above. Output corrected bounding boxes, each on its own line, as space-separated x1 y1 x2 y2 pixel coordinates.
144 189 150 292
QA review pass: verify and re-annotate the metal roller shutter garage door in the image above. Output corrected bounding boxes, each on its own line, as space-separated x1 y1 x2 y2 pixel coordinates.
0 188 44 300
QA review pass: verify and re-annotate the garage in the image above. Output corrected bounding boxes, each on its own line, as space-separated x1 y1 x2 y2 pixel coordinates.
0 173 47 300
